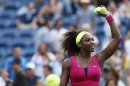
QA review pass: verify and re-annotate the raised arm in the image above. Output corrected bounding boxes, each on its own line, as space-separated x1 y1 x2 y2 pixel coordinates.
96 12 122 64
59 58 71 86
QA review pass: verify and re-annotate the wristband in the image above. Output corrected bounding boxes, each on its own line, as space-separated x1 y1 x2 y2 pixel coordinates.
106 15 114 23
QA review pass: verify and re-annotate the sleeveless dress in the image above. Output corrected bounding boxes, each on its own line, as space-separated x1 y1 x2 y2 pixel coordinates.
70 55 101 86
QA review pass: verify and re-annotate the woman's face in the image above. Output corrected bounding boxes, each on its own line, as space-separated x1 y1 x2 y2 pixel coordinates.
79 33 95 52
39 43 47 54
107 80 117 86
55 20 62 29
2 70 8 79
81 3 89 9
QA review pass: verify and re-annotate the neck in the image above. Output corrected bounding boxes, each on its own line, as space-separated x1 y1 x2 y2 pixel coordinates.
14 56 20 58
40 52 46 56
56 27 60 30
79 49 91 59
82 6 88 10
3 77 8 81
28 75 34 79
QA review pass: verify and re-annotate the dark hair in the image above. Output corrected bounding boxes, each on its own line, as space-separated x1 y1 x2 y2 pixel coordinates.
38 42 48 52
44 65 52 73
70 23 78 30
37 18 46 27
62 30 82 57
105 79 117 86
53 18 62 28
12 45 21 49
105 65 119 86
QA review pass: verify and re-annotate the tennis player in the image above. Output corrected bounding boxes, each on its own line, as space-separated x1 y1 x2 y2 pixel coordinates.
59 6 121 86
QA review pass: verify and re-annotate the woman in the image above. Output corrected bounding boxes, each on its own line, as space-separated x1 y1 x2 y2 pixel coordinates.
31 42 56 81
105 79 117 86
0 70 13 86
105 64 119 86
59 6 121 86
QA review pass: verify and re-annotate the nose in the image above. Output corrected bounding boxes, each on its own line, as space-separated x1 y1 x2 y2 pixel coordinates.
91 40 96 46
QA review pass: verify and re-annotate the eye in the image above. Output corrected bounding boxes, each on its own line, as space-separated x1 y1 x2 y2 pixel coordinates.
92 38 94 41
85 38 91 42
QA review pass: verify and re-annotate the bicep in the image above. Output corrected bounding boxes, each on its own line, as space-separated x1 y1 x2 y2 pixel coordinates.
59 59 70 86
31 55 36 62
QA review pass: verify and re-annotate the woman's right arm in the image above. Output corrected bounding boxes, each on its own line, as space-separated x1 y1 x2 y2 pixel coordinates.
59 58 71 86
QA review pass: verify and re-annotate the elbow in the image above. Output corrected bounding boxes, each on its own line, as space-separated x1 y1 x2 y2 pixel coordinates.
112 33 122 41
113 35 122 43
116 33 122 41
119 35 122 41
117 35 122 43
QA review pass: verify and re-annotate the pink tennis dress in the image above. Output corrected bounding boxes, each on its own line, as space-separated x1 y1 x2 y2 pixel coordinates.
70 55 101 86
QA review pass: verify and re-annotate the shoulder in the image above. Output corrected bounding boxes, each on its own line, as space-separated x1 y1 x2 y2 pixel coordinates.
31 54 38 59
62 58 71 70
47 52 56 61
37 27 48 32
88 5 95 12
17 72 26 78
61 28 68 32
63 58 71 64
21 57 26 59
21 57 27 62
50 29 56 33
6 57 14 63
118 80 125 86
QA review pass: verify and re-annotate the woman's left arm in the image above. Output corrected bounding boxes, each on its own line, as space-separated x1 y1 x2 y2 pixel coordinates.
97 14 122 63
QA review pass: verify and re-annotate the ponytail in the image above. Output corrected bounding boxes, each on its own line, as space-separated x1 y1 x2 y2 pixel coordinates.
62 30 81 57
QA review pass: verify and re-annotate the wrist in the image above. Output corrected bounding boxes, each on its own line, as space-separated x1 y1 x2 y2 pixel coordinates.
106 14 114 23
105 13 112 17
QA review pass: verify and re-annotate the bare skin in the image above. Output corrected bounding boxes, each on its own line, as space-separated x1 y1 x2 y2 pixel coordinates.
59 12 121 86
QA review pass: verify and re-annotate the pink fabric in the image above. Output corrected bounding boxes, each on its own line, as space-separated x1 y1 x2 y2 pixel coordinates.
106 15 114 23
70 55 101 86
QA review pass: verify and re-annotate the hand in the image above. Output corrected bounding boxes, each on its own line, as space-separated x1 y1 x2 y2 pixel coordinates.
94 6 111 17
98 11 111 17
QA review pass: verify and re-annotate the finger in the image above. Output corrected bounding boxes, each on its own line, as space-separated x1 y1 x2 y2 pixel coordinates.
97 11 106 17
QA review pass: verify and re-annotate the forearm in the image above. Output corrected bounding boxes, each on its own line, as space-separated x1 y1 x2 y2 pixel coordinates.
100 20 122 59
59 76 69 86
95 6 122 62
94 6 121 40
108 20 121 40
